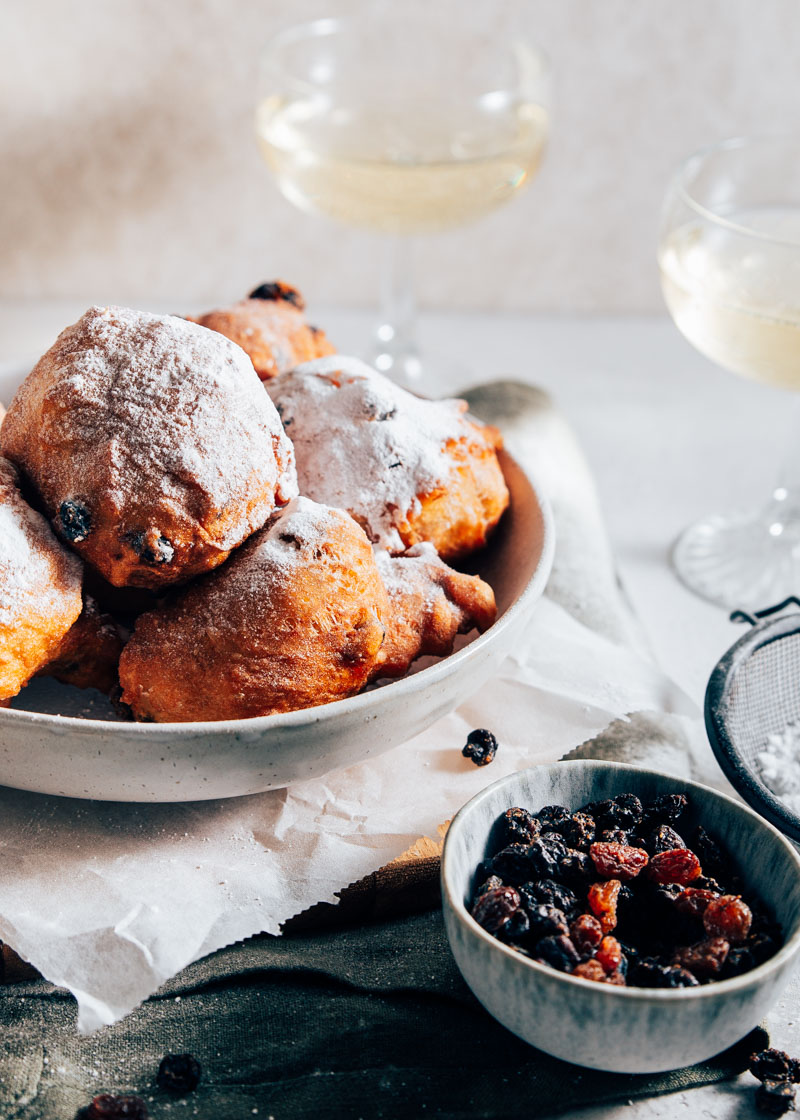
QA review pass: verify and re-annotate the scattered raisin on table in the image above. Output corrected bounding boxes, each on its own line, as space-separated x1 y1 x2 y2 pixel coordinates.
156 1052 202 1094
756 1079 797 1115
750 1049 800 1084
79 1096 149 1120
462 728 498 766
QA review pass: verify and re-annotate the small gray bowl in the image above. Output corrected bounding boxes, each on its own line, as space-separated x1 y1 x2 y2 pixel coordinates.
441 760 800 1073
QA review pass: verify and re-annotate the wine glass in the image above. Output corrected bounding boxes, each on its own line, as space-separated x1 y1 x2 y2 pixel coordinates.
255 11 550 385
659 136 800 609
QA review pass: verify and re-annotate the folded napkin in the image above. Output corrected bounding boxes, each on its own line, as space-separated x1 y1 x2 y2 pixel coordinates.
0 908 767 1120
0 382 706 1034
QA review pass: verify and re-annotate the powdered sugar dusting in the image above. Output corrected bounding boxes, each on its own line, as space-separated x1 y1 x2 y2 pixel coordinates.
0 458 82 629
268 356 469 552
755 721 800 816
2 306 297 553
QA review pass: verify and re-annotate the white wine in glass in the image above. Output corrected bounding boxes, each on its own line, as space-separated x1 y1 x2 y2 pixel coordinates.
659 137 800 608
256 13 550 383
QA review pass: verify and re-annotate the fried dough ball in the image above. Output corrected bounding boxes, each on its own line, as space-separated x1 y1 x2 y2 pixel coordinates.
1 306 297 590
269 356 509 562
189 281 335 381
0 458 83 701
372 544 497 679
41 595 124 695
118 498 389 722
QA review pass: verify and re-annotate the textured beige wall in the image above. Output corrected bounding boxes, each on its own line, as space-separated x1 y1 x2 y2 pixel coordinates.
3 0 800 311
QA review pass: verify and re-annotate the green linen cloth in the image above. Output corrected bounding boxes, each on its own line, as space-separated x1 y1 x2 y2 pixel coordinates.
0 907 765 1120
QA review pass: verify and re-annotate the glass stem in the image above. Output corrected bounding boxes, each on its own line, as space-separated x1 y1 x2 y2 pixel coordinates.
767 392 800 546
373 235 422 383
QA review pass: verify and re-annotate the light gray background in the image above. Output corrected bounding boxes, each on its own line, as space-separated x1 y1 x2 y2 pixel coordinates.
4 0 800 311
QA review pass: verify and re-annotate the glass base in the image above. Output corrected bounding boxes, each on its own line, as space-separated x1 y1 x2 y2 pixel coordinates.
672 493 800 610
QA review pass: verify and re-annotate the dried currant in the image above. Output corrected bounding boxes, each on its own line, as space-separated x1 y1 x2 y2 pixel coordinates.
462 728 498 766
501 807 540 845
534 934 581 972
525 836 568 880
526 903 569 941
470 886 520 934
519 879 579 919
558 811 596 850
570 913 603 954
643 793 688 826
703 895 752 943
647 847 702 885
474 874 504 898
632 960 699 988
692 825 732 880
558 849 593 886
749 1049 800 1084
673 936 730 978
81 1096 149 1120
595 935 623 973
572 959 607 982
156 1053 202 1094
588 879 622 933
59 499 92 542
248 280 304 307
589 841 649 881
488 844 536 885
498 908 531 942
756 1079 796 1115
535 805 572 831
648 824 686 854
586 794 644 831
599 828 632 845
126 529 174 565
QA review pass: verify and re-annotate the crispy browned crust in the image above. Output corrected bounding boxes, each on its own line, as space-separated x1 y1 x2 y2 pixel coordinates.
41 595 124 695
118 503 389 722
190 282 335 381
397 422 509 562
372 547 497 679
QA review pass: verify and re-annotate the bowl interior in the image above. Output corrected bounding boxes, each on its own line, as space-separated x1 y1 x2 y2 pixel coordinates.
443 760 800 979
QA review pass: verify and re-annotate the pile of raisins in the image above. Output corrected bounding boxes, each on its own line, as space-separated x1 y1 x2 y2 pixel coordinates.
469 791 782 987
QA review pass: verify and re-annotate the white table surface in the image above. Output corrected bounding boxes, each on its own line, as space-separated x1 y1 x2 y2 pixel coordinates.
0 301 795 1116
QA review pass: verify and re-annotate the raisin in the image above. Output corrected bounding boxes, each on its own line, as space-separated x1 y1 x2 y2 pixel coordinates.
462 728 497 766
589 841 649 881
498 908 531 942
572 959 607 982
501 807 540 845
474 875 504 898
156 1053 202 1094
585 794 643 831
535 805 571 831
535 934 581 972
605 969 627 986
643 793 688 826
673 887 719 918
749 1049 800 1084
470 886 520 933
588 879 622 933
599 828 632 845
526 903 569 941
488 844 536 885
526 836 568 880
519 879 579 918
558 848 593 886
81 1097 149 1120
648 824 686 854
632 960 699 988
692 825 732 880
126 529 174 565
647 848 702 885
59 499 92 542
248 281 304 307
756 1079 796 1114
746 932 780 966
570 913 603 954
694 875 726 894
703 895 752 943
558 812 596 850
595 935 623 973
673 936 730 978
722 945 757 977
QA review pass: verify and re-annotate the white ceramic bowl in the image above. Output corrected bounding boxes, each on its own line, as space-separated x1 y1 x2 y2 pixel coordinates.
441 759 800 1074
0 363 554 801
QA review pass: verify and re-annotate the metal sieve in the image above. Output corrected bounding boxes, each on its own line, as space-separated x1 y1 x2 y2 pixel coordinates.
705 597 800 844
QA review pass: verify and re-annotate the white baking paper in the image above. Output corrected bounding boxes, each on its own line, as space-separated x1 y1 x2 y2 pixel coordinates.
0 382 703 1031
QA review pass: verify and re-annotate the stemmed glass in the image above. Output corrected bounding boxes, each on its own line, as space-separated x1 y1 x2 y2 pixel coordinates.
659 136 800 609
255 10 550 385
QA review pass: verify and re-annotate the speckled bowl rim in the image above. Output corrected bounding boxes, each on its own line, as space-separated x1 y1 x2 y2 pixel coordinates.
0 410 555 736
442 759 800 1000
